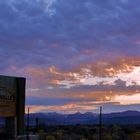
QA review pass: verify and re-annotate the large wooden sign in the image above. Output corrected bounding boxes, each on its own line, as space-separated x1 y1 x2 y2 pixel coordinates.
0 75 26 136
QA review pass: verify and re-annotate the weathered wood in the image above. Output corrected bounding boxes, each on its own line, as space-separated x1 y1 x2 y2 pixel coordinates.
0 101 16 117
0 75 26 138
0 76 17 117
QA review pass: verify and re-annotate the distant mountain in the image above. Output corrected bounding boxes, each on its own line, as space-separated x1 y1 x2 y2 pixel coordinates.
0 118 4 126
25 110 140 125
102 110 140 125
103 110 140 118
0 111 139 126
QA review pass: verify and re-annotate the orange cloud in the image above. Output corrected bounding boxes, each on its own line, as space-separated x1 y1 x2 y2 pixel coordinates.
26 92 140 113
75 57 140 77
25 102 98 114
24 66 79 86
113 93 140 105
6 57 140 90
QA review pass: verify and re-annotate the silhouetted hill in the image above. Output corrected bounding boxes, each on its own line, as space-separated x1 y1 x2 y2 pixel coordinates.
25 110 140 125
103 110 140 118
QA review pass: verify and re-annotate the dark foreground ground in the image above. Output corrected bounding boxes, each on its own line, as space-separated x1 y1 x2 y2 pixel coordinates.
0 124 140 140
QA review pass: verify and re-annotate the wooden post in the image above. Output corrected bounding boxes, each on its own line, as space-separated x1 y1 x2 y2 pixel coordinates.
27 107 30 140
5 117 17 139
99 106 102 140
16 77 26 135
36 118 39 133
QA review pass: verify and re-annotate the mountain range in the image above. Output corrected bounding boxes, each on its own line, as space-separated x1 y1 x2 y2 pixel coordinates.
26 110 140 125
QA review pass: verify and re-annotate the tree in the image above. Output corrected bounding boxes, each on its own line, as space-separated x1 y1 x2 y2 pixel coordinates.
129 132 140 140
46 135 56 140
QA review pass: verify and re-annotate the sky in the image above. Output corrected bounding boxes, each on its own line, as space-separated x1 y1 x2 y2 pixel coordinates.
0 0 140 113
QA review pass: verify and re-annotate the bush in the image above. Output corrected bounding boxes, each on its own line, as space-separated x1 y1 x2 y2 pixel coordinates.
46 135 56 140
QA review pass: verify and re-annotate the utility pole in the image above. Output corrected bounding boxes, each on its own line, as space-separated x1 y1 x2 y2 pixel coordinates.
99 106 102 140
27 107 30 140
35 117 39 133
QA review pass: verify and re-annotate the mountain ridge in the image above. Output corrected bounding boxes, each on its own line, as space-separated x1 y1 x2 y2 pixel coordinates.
26 110 140 125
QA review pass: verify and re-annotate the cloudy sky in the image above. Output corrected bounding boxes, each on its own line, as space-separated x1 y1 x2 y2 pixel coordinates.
0 0 140 113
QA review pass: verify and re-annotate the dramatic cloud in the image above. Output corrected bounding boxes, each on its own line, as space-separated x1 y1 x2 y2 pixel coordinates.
0 0 140 113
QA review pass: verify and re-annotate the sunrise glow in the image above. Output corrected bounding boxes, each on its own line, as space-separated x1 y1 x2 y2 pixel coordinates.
0 0 140 113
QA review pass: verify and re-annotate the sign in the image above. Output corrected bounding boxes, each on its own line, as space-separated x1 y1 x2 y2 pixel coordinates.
0 75 26 136
0 76 17 117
